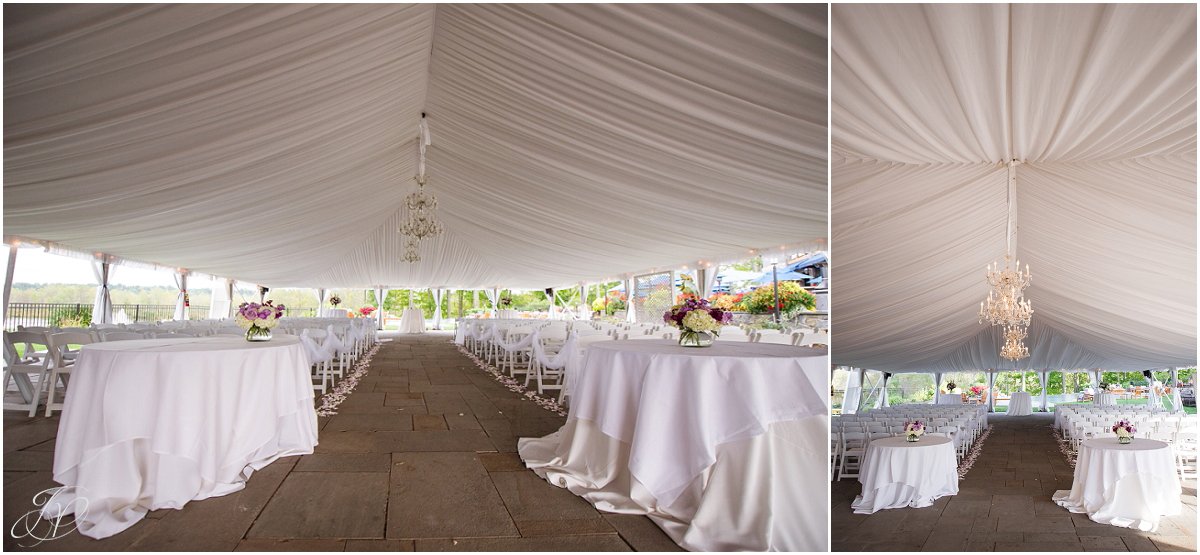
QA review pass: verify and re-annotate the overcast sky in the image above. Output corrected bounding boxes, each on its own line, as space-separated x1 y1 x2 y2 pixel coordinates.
4 248 212 288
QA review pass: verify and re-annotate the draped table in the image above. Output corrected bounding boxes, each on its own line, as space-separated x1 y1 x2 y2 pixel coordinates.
1053 438 1181 531
1095 392 1117 406
1008 391 1034 415
852 435 958 514
936 393 963 405
518 340 828 551
48 336 318 539
399 307 425 334
496 309 518 319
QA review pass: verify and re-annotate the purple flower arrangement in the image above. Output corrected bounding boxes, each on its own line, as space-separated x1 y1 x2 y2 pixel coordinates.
1112 419 1135 443
904 420 925 441
235 300 285 339
663 297 734 347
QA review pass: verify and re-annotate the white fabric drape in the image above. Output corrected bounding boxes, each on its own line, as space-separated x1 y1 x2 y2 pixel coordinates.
374 287 388 330
697 267 720 299
842 368 862 415
1038 371 1048 412
90 259 114 325
206 278 227 320
483 288 498 315
831 4 1196 373
986 371 995 413
172 272 188 321
933 372 944 396
432 288 442 330
4 5 826 290
624 278 636 323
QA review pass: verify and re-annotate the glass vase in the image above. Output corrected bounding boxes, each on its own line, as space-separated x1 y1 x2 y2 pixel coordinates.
678 330 714 347
1117 436 1132 445
906 434 920 442
246 325 272 342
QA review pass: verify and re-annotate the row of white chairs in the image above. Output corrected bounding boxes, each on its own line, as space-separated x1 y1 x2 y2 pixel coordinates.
1056 405 1197 477
833 406 987 480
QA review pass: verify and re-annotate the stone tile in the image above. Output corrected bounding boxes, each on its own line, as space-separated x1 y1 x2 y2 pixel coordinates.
248 472 388 538
444 413 483 431
489 471 601 521
346 539 416 551
235 538 347 551
478 452 526 472
127 457 299 551
1121 537 1160 551
392 430 495 452
3 450 53 472
1150 535 1197 552
3 420 59 453
384 393 426 408
601 514 683 552
515 518 616 537
293 453 392 473
1080 536 1130 551
994 540 1084 551
325 413 413 432
415 534 631 551
996 514 1075 533
387 452 518 539
413 414 448 431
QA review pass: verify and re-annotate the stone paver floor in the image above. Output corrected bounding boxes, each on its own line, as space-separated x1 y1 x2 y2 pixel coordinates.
3 331 681 551
832 413 1197 552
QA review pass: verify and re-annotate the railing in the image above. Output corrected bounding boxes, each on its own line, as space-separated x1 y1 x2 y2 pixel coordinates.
5 302 319 330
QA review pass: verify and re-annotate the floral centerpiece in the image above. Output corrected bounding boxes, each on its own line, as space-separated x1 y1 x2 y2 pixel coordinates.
741 281 817 316
663 297 732 347
945 381 958 393
359 306 377 317
969 385 985 397
329 295 342 307
1112 419 1136 444
498 295 514 308
904 420 925 442
235 300 285 341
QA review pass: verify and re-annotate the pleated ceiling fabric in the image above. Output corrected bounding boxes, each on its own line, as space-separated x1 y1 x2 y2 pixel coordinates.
3 3 827 289
832 3 1196 372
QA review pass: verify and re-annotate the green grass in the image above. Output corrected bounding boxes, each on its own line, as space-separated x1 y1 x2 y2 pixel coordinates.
1055 398 1195 415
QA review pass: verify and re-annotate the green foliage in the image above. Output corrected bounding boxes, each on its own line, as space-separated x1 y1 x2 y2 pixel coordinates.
50 305 92 327
729 256 763 272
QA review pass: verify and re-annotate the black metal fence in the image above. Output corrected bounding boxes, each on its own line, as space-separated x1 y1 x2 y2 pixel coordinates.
5 302 319 331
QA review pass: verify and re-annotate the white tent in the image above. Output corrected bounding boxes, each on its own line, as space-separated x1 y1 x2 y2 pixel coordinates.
831 4 1196 373
3 4 826 289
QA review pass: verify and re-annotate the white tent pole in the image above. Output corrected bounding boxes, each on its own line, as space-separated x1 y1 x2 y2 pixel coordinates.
625 277 635 323
548 287 556 319
91 259 113 324
2 244 16 327
1039 370 1048 412
375 287 387 330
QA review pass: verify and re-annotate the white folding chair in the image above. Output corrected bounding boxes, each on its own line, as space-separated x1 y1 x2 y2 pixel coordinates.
44 331 96 416
4 331 51 416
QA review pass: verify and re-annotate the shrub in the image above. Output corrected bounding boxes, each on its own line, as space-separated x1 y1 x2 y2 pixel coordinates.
50 305 92 328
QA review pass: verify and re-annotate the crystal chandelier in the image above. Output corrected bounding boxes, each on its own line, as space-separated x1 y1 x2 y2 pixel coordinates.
1000 324 1029 361
980 161 1033 360
977 254 1033 327
398 113 441 262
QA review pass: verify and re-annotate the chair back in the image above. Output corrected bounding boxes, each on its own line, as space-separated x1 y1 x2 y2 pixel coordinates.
47 331 96 368
101 331 146 342
4 331 48 366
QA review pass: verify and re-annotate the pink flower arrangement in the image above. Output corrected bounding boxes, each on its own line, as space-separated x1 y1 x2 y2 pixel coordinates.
969 385 985 396
359 306 377 317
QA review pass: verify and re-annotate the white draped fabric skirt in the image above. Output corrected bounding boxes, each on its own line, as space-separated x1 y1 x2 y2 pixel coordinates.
519 416 828 551
1053 438 1182 531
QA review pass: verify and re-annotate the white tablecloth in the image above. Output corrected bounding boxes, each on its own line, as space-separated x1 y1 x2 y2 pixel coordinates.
496 309 518 319
1096 392 1117 406
937 393 963 405
852 436 958 513
399 307 425 334
1009 391 1034 415
49 336 318 539
321 308 349 317
1053 438 1182 531
518 339 828 551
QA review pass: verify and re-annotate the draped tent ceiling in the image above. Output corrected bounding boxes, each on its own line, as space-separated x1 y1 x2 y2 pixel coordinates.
832 4 1197 373
3 3 827 289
